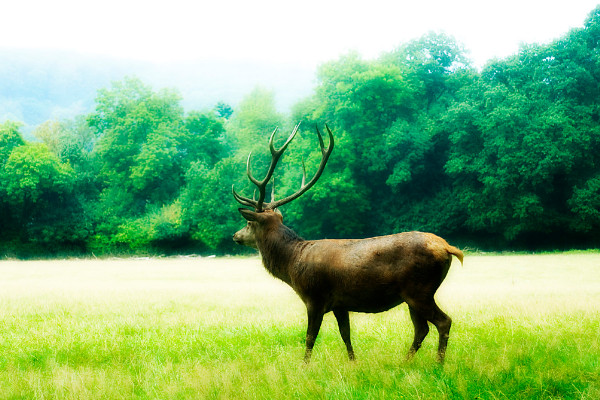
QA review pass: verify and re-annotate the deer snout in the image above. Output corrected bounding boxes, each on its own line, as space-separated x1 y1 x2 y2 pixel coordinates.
233 227 258 249
233 232 243 244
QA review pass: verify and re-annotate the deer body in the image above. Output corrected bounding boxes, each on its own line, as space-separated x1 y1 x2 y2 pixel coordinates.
233 125 463 363
292 233 459 312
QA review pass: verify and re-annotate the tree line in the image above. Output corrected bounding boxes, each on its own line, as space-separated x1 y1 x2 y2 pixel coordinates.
2 7 600 257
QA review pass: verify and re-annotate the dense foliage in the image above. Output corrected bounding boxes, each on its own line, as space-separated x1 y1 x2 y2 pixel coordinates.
2 7 600 257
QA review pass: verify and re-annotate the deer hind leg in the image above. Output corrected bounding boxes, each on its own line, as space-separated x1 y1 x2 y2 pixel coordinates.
406 306 430 360
304 305 324 363
405 299 452 363
333 309 355 361
430 304 452 364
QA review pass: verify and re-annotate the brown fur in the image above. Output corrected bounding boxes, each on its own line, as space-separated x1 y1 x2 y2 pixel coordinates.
234 208 463 363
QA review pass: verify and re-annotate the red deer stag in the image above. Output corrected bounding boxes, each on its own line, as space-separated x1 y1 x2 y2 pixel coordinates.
232 124 463 363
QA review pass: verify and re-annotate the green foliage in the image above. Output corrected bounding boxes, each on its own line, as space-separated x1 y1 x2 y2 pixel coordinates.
385 32 473 111
226 86 285 156
0 121 25 156
0 141 88 249
90 77 185 200
2 143 74 205
3 6 600 255
569 175 600 231
180 159 242 251
442 14 600 245
214 101 234 119
112 202 186 251
183 110 226 168
296 34 473 238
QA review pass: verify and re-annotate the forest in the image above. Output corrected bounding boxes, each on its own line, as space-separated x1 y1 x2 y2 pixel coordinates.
2 7 600 257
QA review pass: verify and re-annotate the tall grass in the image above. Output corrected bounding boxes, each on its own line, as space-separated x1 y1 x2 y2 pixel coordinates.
0 255 598 399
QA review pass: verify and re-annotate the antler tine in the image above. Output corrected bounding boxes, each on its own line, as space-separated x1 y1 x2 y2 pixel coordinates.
301 157 307 188
267 124 334 210
271 123 300 156
245 152 261 187
267 126 279 155
271 176 276 202
232 185 257 208
316 126 325 153
238 150 269 211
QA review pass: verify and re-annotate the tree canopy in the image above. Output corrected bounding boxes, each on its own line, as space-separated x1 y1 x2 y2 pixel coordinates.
2 7 600 257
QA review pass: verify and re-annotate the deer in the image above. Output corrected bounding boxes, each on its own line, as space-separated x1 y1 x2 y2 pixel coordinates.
232 123 463 363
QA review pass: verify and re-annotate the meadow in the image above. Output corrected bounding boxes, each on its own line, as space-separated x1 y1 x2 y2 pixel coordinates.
0 253 598 399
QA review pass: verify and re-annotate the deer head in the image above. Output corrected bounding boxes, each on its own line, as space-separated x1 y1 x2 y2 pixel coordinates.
232 124 334 247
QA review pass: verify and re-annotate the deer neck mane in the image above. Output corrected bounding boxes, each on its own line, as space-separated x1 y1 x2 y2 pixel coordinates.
257 223 303 284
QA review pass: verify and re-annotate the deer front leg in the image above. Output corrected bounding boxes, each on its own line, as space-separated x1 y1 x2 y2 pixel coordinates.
333 308 355 360
304 305 324 363
407 306 430 361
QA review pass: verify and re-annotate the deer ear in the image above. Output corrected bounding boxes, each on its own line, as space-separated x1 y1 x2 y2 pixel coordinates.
238 208 260 221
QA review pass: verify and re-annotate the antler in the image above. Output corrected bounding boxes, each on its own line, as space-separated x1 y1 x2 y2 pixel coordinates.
232 123 301 211
267 125 334 210
232 124 334 212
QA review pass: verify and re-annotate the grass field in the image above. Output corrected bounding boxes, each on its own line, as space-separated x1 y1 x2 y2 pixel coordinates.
0 253 599 399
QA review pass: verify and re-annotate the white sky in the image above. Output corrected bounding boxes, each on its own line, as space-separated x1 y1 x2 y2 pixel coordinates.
1 0 599 69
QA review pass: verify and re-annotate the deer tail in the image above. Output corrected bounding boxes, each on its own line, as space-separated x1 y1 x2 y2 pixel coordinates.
447 245 464 265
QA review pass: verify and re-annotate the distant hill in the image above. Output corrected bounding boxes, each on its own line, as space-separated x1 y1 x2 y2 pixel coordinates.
0 49 316 130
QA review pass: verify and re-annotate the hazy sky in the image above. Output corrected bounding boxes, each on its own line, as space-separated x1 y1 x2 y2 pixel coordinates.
2 0 599 68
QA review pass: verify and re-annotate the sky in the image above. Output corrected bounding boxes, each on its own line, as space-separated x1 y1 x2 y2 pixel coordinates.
2 0 599 69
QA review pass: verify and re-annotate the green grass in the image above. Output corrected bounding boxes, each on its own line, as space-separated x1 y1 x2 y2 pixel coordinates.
0 254 599 399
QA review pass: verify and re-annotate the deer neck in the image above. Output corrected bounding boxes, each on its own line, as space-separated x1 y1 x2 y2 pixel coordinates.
257 224 303 285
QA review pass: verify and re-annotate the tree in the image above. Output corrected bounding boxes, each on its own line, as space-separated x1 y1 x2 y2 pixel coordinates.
0 121 24 162
2 143 73 205
226 86 285 154
0 143 81 245
0 122 26 243
297 39 473 238
385 32 472 110
443 18 600 246
214 102 234 119
84 77 195 251
569 175 600 233
33 117 97 166
89 77 186 212
179 159 244 252
183 110 226 168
